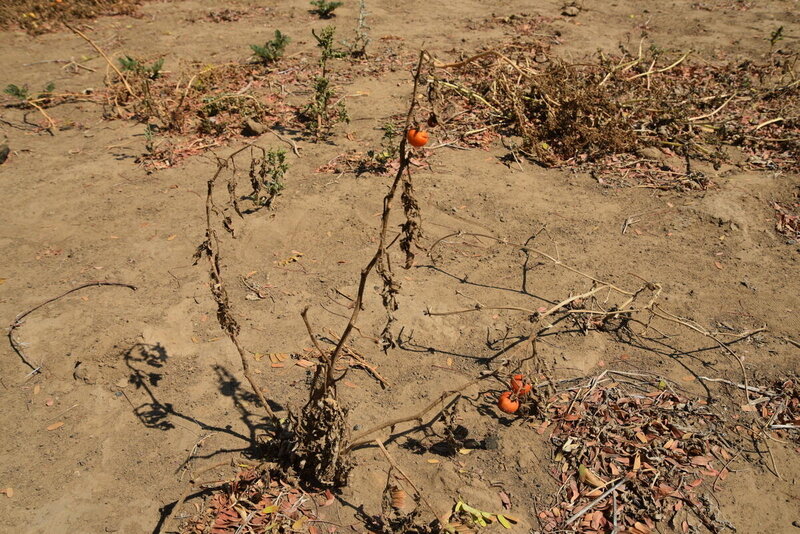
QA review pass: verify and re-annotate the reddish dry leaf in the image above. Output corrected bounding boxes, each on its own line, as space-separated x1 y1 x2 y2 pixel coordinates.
46 421 64 431
590 510 604 530
690 456 711 467
499 490 512 510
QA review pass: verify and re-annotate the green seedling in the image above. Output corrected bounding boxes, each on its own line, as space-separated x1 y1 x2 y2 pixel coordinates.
310 0 343 18
250 30 291 65
244 148 288 209
118 56 164 80
303 26 348 137
3 81 55 102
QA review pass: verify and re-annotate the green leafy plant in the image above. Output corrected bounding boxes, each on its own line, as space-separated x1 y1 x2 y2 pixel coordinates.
250 30 290 65
365 122 399 171
310 0 343 18
3 81 58 129
4 84 29 100
768 26 784 52
244 148 288 209
3 81 54 102
313 25 347 66
303 26 349 137
144 124 155 154
118 56 164 80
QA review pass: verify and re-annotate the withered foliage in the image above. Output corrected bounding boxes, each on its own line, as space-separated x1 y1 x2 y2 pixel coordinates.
432 43 799 187
0 0 142 34
535 382 739 533
289 357 354 488
757 376 800 444
182 466 332 534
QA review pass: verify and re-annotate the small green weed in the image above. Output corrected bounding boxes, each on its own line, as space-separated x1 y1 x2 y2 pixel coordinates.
310 0 342 18
250 30 290 65
245 148 288 209
3 81 55 102
118 56 164 80
303 26 349 137
365 122 399 171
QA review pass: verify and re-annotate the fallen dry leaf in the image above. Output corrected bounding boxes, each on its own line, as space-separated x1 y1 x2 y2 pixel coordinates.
714 261 724 270
1 487 12 498
499 490 512 510
46 421 64 431
167 234 177 241
269 353 289 364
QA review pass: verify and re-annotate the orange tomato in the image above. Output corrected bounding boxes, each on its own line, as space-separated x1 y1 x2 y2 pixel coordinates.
406 129 429 147
510 374 532 396
497 391 520 414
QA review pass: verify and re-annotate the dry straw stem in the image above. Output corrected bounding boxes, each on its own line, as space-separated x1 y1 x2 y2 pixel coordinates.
324 328 390 387
347 374 487 450
63 22 136 99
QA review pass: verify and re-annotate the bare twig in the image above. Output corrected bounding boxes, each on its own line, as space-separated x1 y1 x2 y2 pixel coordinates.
564 478 628 526
347 374 487 450
651 306 764 402
8 282 137 373
63 22 136 98
324 50 431 389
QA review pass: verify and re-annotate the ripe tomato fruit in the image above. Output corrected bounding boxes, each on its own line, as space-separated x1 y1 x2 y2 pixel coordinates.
406 129 429 147
510 374 532 396
497 391 520 414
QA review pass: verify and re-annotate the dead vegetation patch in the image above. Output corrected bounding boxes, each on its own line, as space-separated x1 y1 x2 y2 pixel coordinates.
0 0 143 34
430 42 799 189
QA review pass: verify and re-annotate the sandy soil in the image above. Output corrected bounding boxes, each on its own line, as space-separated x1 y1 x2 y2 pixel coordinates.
1 1 799 533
